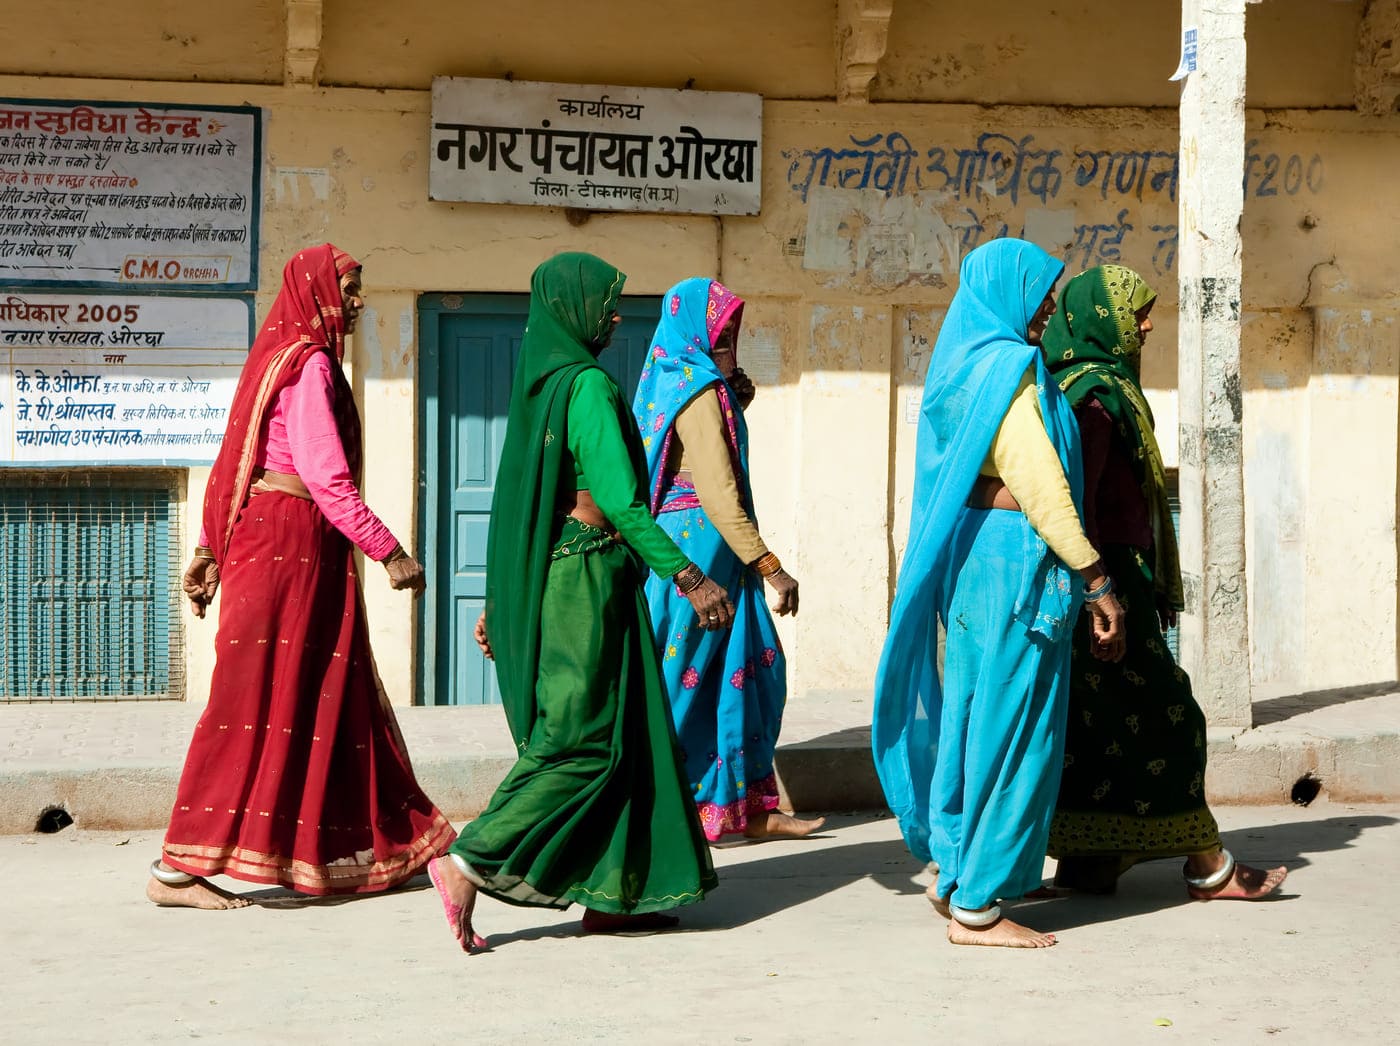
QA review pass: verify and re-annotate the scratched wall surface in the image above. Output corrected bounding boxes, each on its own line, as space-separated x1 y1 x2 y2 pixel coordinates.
731 103 1334 308
1 1 1396 702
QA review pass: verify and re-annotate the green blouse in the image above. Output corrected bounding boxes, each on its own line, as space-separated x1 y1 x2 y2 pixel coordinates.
565 369 689 578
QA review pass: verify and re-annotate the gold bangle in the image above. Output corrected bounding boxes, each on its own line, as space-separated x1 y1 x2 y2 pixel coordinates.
752 552 782 578
193 546 215 561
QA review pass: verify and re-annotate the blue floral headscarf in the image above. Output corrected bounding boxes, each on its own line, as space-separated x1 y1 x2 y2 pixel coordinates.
631 277 748 511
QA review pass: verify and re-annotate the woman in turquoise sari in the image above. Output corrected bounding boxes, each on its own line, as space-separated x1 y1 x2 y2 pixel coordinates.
873 239 1125 948
632 278 823 841
428 253 725 952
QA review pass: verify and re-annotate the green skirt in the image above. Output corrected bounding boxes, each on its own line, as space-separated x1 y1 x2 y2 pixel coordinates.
450 519 718 914
1048 543 1221 869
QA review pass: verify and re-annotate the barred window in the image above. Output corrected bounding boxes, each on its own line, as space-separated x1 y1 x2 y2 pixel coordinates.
0 469 185 701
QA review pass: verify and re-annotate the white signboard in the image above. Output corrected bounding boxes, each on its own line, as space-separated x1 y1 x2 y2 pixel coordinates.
0 292 252 465
0 98 260 290
430 77 761 215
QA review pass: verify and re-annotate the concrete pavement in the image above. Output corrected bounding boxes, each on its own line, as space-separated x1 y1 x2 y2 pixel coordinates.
1 804 1395 1044
4 687 1400 834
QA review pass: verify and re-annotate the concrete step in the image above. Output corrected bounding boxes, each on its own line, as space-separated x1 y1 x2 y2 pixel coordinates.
2 690 1397 834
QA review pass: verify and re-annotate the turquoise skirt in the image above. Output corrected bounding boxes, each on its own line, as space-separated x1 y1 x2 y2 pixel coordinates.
930 509 1073 910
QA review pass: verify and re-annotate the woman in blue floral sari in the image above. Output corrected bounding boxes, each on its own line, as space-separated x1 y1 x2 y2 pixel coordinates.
632 278 823 841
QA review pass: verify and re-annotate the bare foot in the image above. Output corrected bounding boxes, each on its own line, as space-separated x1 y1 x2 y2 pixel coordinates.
742 811 827 840
926 871 950 919
948 913 1057 949
580 910 681 935
429 856 488 953
146 871 252 910
1188 861 1289 901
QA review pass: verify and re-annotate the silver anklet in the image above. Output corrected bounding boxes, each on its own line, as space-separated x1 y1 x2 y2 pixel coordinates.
449 852 486 887
1183 849 1235 890
149 859 196 885
949 903 1002 928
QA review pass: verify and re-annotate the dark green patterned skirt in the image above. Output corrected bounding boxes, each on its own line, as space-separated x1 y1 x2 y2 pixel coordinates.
1048 543 1221 877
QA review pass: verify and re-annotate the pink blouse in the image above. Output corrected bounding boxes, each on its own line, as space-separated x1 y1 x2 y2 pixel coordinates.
200 353 400 561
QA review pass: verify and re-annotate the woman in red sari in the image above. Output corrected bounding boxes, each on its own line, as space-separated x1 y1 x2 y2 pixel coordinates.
146 244 456 909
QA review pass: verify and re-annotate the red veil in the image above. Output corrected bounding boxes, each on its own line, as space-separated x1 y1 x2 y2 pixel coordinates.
202 243 361 559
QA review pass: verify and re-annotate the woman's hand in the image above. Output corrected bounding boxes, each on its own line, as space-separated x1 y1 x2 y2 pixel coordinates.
384 547 426 595
728 368 756 410
1087 591 1127 662
182 556 220 618
685 577 735 631
764 569 799 617
474 612 493 660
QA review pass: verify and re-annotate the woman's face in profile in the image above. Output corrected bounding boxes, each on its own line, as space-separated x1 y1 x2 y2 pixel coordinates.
1026 287 1057 345
711 318 738 377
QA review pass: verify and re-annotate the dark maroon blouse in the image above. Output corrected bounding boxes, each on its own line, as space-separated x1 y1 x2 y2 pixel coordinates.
1078 396 1153 553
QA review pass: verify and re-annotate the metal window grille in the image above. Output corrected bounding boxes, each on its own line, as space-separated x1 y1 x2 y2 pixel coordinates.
0 469 184 702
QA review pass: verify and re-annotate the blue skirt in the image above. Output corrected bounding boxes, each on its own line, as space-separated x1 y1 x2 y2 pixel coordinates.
644 496 787 840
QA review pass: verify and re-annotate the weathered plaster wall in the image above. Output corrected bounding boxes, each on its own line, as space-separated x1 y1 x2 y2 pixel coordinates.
744 102 1400 695
4 0 1398 706
872 0 1362 108
1 0 284 84
319 0 838 97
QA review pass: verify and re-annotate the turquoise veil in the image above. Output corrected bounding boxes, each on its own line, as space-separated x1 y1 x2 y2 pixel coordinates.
871 238 1083 863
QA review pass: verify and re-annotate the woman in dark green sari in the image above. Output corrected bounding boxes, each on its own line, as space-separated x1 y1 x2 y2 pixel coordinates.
1041 264 1286 901
428 253 726 951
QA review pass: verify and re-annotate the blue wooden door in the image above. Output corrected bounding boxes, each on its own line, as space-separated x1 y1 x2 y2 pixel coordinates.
417 293 659 706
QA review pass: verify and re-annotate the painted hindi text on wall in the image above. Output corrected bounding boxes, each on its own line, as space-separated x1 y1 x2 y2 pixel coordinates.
430 77 762 216
781 130 1325 284
0 99 261 290
0 293 251 465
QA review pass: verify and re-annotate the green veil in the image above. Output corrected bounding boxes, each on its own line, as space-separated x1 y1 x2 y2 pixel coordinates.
485 252 628 744
1041 264 1184 611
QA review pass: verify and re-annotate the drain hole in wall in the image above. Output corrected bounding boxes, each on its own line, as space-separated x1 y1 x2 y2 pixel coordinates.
35 807 74 833
1290 774 1322 807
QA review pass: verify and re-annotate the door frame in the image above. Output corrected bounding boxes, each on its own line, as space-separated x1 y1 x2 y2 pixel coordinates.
414 290 661 706
415 292 528 706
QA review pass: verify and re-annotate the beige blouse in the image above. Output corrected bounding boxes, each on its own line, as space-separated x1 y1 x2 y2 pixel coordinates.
667 388 770 564
979 368 1100 571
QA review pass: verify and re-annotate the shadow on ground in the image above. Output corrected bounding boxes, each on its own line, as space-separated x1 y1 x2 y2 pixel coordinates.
1007 811 1396 933
235 809 1396 943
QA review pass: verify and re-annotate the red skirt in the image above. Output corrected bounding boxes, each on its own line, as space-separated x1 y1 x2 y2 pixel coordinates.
163 491 456 895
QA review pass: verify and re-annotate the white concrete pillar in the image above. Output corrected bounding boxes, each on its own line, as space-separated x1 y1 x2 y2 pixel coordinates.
1176 0 1252 729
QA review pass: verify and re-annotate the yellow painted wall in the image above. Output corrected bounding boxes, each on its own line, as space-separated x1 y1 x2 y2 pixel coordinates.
2 0 284 84
3 0 1397 706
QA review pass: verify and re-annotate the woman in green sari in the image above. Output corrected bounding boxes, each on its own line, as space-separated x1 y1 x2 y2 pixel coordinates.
1041 264 1287 901
428 252 725 952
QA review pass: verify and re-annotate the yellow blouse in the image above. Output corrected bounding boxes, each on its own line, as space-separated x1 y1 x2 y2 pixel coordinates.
980 369 1100 571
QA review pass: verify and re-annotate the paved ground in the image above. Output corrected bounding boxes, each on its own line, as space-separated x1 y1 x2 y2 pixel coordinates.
3 801 1395 1045
5 687 1400 835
